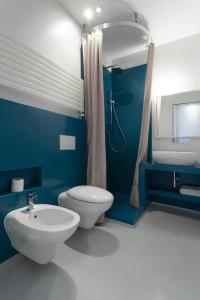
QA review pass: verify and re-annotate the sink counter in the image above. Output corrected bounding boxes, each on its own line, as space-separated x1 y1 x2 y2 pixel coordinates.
142 162 200 174
140 163 200 212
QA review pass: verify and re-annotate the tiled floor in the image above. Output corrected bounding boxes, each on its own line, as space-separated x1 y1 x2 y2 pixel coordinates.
1 204 200 300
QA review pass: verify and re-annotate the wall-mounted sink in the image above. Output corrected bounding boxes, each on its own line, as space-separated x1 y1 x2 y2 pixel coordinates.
153 151 199 166
4 204 80 264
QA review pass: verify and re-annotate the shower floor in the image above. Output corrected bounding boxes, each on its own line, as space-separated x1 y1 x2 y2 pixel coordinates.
106 192 147 225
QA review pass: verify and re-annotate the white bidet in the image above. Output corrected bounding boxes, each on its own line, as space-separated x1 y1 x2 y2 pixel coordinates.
4 204 80 264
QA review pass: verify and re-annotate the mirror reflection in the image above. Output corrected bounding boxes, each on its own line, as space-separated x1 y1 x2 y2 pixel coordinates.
155 90 200 138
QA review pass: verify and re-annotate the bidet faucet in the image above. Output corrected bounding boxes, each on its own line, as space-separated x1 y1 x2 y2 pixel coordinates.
28 192 37 211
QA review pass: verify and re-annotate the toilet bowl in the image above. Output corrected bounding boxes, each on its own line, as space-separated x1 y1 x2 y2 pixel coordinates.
58 186 114 229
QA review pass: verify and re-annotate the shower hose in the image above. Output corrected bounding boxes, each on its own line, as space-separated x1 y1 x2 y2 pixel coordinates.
107 101 127 153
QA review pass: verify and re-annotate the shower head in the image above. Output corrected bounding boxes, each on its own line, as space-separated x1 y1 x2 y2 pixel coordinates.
111 66 124 75
105 65 124 75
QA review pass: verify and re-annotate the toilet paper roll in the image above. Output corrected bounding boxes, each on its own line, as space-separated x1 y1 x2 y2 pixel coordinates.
11 178 24 192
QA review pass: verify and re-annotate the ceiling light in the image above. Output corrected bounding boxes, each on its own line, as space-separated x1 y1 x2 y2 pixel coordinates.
142 35 148 40
96 7 102 13
84 9 93 20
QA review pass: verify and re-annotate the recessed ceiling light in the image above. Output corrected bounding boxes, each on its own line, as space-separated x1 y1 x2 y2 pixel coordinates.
142 35 148 40
84 8 93 20
96 7 102 13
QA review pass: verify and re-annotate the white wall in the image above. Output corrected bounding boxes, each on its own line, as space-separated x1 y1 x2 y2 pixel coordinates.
0 0 81 78
0 0 82 116
152 33 200 156
112 49 148 69
116 33 200 155
152 33 200 97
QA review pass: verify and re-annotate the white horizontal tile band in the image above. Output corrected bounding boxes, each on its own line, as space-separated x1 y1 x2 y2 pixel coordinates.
0 34 83 87
0 70 82 111
0 62 83 107
0 76 81 111
0 33 84 112
0 45 83 96
0 53 83 100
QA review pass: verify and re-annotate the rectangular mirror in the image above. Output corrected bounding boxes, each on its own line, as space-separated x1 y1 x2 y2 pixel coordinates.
155 90 200 138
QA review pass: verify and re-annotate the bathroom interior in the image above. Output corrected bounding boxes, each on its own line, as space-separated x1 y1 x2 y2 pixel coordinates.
1 0 200 299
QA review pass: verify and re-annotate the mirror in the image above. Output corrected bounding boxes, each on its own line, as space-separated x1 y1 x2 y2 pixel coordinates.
155 90 200 138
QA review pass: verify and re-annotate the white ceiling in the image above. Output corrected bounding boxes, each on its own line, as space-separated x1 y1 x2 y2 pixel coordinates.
58 0 200 61
103 25 147 62
124 0 200 45
58 0 142 27
59 0 200 45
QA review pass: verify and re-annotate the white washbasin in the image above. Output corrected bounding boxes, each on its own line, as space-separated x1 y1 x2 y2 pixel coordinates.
153 151 199 166
4 204 80 264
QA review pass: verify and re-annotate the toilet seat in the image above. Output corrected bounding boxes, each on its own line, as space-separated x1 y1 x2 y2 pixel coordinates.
58 186 114 229
67 186 113 204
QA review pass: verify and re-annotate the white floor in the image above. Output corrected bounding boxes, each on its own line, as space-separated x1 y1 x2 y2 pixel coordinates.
1 204 200 300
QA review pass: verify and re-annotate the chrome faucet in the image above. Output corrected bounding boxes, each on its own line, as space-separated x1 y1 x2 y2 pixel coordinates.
28 192 37 211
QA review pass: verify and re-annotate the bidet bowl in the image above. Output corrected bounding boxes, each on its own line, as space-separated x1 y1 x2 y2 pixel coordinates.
4 204 80 264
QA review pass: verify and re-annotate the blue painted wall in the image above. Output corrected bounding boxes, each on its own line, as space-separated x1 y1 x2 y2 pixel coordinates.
105 65 147 194
104 65 148 224
103 68 112 130
0 98 86 263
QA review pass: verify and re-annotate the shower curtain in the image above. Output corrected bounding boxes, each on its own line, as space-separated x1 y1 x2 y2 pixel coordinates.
82 30 107 222
130 43 155 208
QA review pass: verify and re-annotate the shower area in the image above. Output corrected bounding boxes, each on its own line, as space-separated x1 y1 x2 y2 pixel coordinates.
83 1 152 225
100 14 151 224
104 64 148 224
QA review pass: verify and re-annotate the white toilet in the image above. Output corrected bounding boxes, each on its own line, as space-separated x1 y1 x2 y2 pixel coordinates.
58 186 114 229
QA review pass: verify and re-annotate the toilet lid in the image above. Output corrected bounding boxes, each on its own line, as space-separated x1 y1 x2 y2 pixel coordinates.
67 186 113 204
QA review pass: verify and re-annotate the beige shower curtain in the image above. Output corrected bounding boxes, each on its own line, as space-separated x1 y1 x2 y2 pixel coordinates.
82 29 107 191
130 43 155 208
